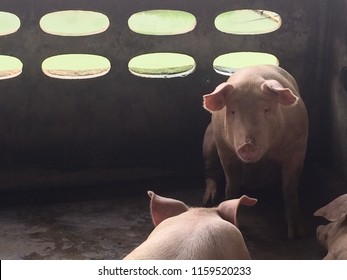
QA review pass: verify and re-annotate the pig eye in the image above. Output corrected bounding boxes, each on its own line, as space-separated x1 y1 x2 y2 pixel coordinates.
264 108 270 113
231 110 235 115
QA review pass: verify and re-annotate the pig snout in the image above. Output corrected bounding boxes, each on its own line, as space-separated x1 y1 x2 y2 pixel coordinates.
236 140 262 163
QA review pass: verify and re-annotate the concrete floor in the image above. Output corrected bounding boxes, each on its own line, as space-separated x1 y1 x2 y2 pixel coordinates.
0 164 345 260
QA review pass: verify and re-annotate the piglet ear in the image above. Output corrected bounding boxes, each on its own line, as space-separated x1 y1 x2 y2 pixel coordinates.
203 83 233 112
261 79 298 106
313 194 347 222
147 191 189 226
217 195 257 228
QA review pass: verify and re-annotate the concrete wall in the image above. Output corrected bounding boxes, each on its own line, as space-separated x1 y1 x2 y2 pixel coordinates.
0 0 329 190
327 0 347 181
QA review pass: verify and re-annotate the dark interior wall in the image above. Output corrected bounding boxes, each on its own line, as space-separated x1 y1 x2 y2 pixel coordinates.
327 0 347 181
0 0 330 190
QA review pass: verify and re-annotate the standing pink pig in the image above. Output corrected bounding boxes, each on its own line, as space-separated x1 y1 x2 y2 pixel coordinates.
123 191 257 260
202 65 308 238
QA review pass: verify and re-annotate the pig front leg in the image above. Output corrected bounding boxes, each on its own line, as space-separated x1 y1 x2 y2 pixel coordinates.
281 153 305 238
203 124 224 206
203 143 241 206
220 153 242 200
203 149 224 206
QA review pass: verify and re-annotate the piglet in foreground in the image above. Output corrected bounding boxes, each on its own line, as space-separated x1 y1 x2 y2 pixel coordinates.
123 191 257 260
202 65 308 238
314 194 347 260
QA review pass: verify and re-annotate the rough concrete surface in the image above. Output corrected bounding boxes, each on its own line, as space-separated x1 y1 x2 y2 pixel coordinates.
0 165 343 260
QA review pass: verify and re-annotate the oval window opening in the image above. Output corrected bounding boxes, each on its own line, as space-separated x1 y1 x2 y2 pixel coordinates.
0 11 21 36
128 53 196 78
213 52 279 76
128 10 196 35
0 55 23 80
42 54 111 79
40 10 110 36
215 9 281 35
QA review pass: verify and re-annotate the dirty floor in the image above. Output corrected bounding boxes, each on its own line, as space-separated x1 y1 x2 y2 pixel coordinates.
0 164 345 260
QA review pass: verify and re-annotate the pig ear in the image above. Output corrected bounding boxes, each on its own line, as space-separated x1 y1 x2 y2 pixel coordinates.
147 191 189 226
313 194 347 222
261 80 298 106
203 83 233 112
217 195 257 228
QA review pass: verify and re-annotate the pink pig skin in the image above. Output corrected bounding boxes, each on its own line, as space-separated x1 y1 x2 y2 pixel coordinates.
202 65 309 238
123 191 257 260
316 220 347 260
314 194 347 260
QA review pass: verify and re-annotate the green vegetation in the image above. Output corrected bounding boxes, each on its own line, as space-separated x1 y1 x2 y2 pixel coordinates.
40 10 110 36
42 54 111 79
0 55 23 79
0 11 20 36
215 9 281 35
128 10 196 35
213 52 279 75
128 53 196 77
